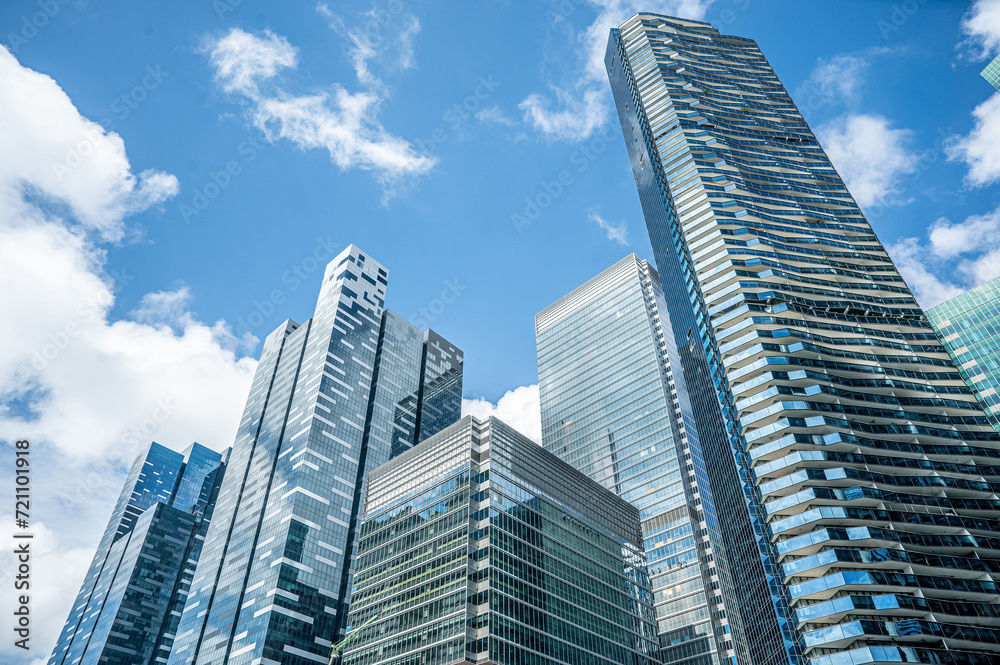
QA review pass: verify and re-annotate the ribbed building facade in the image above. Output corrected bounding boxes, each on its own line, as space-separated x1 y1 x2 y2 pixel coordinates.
536 254 741 665
167 245 462 665
606 14 1000 665
342 416 661 665
49 443 228 665
927 276 1000 434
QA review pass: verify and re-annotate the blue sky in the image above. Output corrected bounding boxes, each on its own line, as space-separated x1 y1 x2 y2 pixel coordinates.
1 0 999 661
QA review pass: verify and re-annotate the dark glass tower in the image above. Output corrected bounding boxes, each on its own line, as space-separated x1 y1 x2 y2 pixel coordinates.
606 14 1000 665
342 416 661 665
48 442 228 665
537 254 743 665
167 245 463 665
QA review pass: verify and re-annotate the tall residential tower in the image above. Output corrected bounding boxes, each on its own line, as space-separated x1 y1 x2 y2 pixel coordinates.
607 14 1000 665
167 245 462 665
536 255 742 665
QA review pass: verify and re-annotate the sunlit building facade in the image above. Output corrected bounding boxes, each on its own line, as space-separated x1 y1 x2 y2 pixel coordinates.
166 245 462 665
927 276 1000 433
342 416 660 665
606 14 1000 665
982 53 1000 91
536 254 741 665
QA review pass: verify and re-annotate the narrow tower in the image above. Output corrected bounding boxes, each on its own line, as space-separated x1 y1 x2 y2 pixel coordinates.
167 245 462 665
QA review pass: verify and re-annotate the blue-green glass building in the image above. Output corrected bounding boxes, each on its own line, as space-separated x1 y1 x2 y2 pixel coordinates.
536 254 742 665
927 276 1000 432
48 442 228 665
166 245 463 665
982 53 1000 91
342 416 660 665
606 14 1000 665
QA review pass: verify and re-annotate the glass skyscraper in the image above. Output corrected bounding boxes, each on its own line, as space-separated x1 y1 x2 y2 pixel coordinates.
982 53 1000 91
342 416 661 665
49 442 228 665
606 14 1000 665
536 254 741 665
167 245 463 665
927 276 1000 433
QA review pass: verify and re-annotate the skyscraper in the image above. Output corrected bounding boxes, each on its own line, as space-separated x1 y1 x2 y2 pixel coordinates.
536 254 742 665
342 416 661 665
49 442 228 665
982 53 1000 91
606 14 1000 665
167 245 463 665
927 276 1000 433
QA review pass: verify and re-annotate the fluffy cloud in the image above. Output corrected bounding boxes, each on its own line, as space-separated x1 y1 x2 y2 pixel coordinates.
889 205 1000 308
947 93 1000 188
203 20 435 188
206 28 297 95
0 47 177 240
519 0 712 142
815 113 918 209
591 211 629 245
463 385 542 444
0 46 256 661
959 0 1000 60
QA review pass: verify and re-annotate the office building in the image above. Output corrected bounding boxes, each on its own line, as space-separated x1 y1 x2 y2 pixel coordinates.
341 416 661 665
48 442 228 665
167 245 463 665
982 53 1000 91
606 14 1000 665
927 276 1000 432
537 254 741 665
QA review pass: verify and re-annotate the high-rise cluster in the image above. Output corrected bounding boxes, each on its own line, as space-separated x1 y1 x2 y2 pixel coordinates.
50 12 1000 665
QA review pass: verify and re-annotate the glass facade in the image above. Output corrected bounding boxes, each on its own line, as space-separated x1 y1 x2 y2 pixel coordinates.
48 442 228 665
606 14 1000 665
982 53 1000 91
342 416 660 665
927 276 1000 433
167 245 463 665
536 254 741 665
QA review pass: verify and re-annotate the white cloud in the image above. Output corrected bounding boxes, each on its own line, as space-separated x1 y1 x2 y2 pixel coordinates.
815 113 918 209
946 93 1000 187
253 89 435 182
888 205 1000 308
205 28 297 95
204 26 435 188
959 0 1000 60
0 46 256 661
520 0 712 142
590 212 629 245
803 53 869 101
0 47 177 241
317 2 422 87
519 87 608 142
476 106 518 128
796 47 896 108
463 385 542 444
